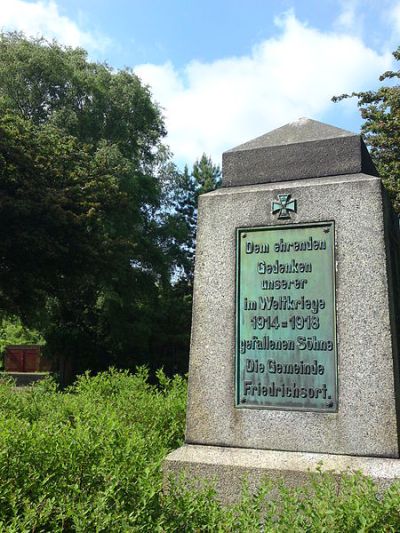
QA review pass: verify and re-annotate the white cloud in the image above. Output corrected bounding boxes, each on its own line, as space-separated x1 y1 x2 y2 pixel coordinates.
0 0 109 51
334 0 360 32
135 11 392 165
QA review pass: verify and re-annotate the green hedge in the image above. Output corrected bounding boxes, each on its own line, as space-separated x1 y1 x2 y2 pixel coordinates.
0 369 399 531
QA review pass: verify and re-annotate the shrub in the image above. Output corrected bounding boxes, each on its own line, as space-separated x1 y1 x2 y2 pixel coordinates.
0 369 399 531
0 368 186 531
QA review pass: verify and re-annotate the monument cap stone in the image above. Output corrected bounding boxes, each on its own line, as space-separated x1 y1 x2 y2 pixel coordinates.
222 117 378 187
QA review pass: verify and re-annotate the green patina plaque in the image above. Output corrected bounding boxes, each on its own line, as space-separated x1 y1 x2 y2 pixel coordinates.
236 222 337 412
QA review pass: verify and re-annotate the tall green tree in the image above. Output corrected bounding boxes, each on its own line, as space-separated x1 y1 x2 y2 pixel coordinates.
332 46 400 211
0 33 165 162
192 153 222 196
165 154 221 282
149 155 221 374
0 33 168 375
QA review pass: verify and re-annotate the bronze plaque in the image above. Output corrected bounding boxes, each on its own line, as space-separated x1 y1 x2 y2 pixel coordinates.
236 222 337 412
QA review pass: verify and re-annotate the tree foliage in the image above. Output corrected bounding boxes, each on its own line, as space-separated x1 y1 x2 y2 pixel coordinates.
0 317 44 360
165 154 221 282
0 33 170 376
333 46 400 211
145 155 221 374
0 32 165 161
0 33 222 377
1 114 147 316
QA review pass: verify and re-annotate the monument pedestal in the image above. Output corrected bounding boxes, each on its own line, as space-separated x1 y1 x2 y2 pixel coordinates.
165 445 400 504
164 119 400 501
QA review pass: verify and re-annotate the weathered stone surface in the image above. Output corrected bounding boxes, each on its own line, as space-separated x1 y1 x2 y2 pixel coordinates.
165 445 400 504
163 119 400 499
185 173 400 457
222 118 377 187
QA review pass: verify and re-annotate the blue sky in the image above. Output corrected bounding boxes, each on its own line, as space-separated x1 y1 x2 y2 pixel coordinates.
1 0 400 166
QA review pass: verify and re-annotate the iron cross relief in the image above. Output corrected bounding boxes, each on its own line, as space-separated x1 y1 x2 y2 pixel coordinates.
271 194 297 219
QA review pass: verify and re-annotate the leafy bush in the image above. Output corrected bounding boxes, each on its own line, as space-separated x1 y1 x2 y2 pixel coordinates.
0 316 45 357
0 368 186 531
162 473 400 532
0 369 399 531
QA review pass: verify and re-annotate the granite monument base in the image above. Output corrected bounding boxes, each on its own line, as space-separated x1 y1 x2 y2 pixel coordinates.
164 445 400 505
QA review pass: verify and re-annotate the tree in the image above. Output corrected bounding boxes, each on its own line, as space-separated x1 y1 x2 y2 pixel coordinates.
332 46 400 211
165 154 221 282
147 154 221 375
0 33 165 162
0 33 168 376
0 33 223 377
192 153 222 196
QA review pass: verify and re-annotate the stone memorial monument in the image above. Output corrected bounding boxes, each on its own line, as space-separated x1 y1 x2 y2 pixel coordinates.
164 118 400 502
